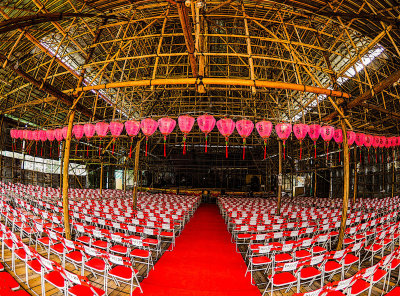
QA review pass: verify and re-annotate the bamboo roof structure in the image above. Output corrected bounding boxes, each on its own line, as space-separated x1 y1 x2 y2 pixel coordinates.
1 0 400 161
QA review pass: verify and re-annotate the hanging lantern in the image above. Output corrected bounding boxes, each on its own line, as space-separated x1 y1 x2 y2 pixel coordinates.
46 130 55 157
333 129 343 163
372 135 380 163
178 115 195 155
95 122 109 156
255 120 273 160
38 130 47 156
54 129 63 157
364 134 373 163
236 119 254 160
84 123 96 157
217 118 236 158
25 130 34 154
109 122 124 155
320 126 334 161
354 133 365 164
275 123 292 159
308 124 321 159
293 124 309 160
10 129 17 151
125 120 141 158
379 136 386 163
158 117 176 157
197 115 216 153
141 118 158 157
32 130 40 155
72 125 85 155
16 130 24 151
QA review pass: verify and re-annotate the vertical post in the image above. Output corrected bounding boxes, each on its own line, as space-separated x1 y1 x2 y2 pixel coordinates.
62 110 75 240
0 116 3 182
392 149 395 198
277 140 282 215
337 118 349 250
59 141 64 189
353 148 358 203
100 162 103 194
132 140 141 210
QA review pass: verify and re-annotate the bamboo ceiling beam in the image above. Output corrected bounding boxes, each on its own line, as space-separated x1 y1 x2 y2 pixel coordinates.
0 54 97 120
323 68 400 122
176 1 198 77
0 13 106 34
67 78 350 98
0 96 57 115
359 103 400 120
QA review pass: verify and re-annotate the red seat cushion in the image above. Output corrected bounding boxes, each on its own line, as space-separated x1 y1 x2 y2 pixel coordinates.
66 251 83 263
92 240 107 249
312 246 326 253
323 260 342 272
386 287 400 296
349 279 369 295
365 244 382 252
50 243 64 254
270 272 297 286
295 250 311 259
372 268 387 282
14 249 27 260
76 236 90 244
0 272 20 290
130 249 150 258
27 259 42 273
4 239 13 249
343 254 358 265
45 271 65 288
38 237 50 245
10 290 31 296
85 258 105 272
160 231 173 237
143 238 158 245
53 227 64 233
110 245 128 254
252 256 271 265
300 267 321 279
68 284 105 296
109 266 136 280
390 258 400 269
237 234 251 239
275 253 293 262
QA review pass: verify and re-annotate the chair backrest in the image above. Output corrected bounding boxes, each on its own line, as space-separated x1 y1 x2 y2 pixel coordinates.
282 260 299 272
310 255 324 266
130 238 143 247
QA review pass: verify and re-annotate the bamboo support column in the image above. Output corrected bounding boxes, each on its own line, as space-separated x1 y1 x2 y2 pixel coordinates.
59 141 63 189
62 110 75 240
132 140 141 210
337 118 350 250
0 116 3 182
353 148 357 203
392 149 395 197
277 140 282 215
99 162 103 194
313 165 317 198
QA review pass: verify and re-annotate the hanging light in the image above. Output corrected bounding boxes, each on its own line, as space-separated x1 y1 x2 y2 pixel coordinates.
293 124 309 160
216 118 236 158
125 120 141 158
197 114 216 153
158 117 176 157
275 123 292 159
178 115 195 155
255 120 273 160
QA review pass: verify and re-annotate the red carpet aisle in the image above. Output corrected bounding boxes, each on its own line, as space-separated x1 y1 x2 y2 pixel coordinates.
133 203 261 295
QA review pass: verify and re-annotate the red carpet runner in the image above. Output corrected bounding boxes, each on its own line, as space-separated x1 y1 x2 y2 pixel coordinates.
133 203 261 295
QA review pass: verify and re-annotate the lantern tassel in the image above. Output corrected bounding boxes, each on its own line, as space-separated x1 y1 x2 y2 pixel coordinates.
164 136 167 157
183 135 187 155
35 142 37 155
264 140 267 160
225 138 228 159
41 143 43 156
50 142 52 157
376 148 378 163
339 144 341 163
99 142 101 156
368 148 370 163
58 141 60 157
360 148 362 164
283 141 286 160
112 138 115 155
242 139 246 160
129 137 133 158
205 135 208 153
314 142 317 159
145 137 148 157
75 143 78 155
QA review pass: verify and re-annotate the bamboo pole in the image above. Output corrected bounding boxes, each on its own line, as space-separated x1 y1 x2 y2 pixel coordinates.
100 162 103 194
0 116 3 182
69 78 351 98
123 164 127 191
277 140 282 215
313 166 317 198
337 117 350 250
62 110 75 240
392 149 395 198
59 141 63 189
132 140 141 210
353 148 357 203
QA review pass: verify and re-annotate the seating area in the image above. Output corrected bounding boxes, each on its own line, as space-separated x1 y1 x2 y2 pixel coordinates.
219 196 400 295
0 182 200 295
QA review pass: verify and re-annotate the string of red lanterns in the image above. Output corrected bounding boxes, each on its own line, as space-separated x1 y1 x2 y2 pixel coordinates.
9 118 400 160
